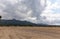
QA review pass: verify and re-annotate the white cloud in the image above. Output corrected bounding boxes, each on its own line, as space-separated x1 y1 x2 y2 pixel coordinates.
41 0 60 25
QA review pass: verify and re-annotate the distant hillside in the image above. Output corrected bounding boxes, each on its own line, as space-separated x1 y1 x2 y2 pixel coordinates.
0 19 47 26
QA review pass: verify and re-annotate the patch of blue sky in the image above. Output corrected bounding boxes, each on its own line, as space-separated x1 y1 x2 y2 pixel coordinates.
49 0 57 3
50 0 60 13
52 9 60 13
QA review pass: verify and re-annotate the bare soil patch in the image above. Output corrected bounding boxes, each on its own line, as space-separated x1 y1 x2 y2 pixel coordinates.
0 27 59 39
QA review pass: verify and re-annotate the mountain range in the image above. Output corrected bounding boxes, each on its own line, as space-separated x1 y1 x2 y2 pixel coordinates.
0 19 47 26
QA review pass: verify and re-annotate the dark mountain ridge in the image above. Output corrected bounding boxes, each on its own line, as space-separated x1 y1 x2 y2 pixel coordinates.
0 19 47 26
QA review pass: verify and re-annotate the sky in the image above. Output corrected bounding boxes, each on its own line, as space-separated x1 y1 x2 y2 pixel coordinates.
41 0 60 25
0 0 60 25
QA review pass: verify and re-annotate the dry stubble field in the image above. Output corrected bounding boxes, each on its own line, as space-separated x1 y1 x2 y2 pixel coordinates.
0 27 60 39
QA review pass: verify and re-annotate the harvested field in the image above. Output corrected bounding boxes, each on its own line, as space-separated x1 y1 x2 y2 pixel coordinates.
0 27 60 39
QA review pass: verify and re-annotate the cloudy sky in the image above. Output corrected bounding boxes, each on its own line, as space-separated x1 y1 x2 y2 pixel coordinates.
0 0 60 25
41 0 60 25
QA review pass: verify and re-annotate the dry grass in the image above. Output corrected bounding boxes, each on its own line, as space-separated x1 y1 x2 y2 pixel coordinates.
0 27 59 39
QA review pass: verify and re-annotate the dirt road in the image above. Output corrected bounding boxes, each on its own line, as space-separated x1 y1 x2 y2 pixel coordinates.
0 27 60 39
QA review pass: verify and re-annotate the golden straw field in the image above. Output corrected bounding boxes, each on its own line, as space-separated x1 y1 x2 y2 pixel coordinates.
0 27 60 39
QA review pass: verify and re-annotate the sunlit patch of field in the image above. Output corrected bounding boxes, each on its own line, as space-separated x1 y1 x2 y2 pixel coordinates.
0 27 60 39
